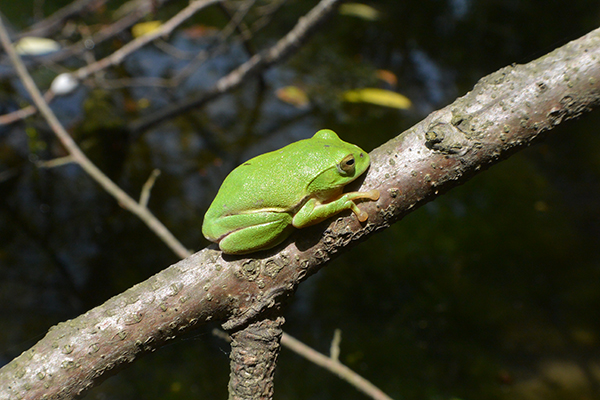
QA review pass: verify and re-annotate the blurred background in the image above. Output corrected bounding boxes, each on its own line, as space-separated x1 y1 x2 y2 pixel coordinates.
1 0 600 399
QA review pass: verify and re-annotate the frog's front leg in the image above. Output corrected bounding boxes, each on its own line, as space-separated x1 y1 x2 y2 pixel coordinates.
292 189 380 228
206 212 294 255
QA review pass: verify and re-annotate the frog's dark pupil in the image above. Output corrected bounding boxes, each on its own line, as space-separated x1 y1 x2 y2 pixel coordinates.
346 159 354 166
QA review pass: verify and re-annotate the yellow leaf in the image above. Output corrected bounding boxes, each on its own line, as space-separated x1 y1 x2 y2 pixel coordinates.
131 21 163 38
276 86 310 108
14 37 60 55
343 88 412 109
339 3 380 21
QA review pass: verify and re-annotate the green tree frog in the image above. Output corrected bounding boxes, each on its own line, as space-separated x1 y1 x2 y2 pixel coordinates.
202 129 380 254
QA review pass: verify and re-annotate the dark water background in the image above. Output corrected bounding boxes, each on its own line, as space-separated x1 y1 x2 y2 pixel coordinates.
2 0 600 399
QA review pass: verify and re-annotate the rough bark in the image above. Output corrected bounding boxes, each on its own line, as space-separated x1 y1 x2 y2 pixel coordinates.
1 25 600 400
228 316 285 400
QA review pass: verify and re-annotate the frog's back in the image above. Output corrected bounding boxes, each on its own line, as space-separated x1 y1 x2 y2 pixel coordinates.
210 136 359 216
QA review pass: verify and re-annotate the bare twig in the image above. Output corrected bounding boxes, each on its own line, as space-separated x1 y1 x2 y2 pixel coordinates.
281 333 395 400
250 0 287 33
170 0 258 85
139 169 161 208
0 3 402 400
0 15 191 259
329 328 341 361
36 155 76 168
153 38 195 60
0 103 38 125
2 24 600 400
0 0 222 126
129 0 342 133
89 76 174 89
219 0 257 54
213 327 390 400
0 0 173 80
16 0 106 39
73 0 223 81
0 91 54 126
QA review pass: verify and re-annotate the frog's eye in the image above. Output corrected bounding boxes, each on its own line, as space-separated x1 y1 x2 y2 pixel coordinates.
338 154 356 175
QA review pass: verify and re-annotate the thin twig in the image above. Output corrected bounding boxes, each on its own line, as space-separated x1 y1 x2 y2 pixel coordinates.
170 39 226 86
0 104 37 125
281 333 395 400
139 169 161 208
1 3 396 399
172 0 258 86
153 39 195 60
0 91 54 126
16 0 105 39
130 0 341 133
2 18 600 400
0 0 172 80
36 155 76 168
219 0 257 54
329 328 341 361
0 0 222 126
0 15 191 259
95 76 174 89
250 0 287 33
73 0 223 81
217 0 266 89
212 328 391 400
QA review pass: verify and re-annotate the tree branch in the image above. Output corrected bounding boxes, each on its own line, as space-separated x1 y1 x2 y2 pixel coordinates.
281 333 394 400
0 0 164 75
0 14 191 259
16 0 107 39
2 4 386 397
128 0 342 134
2 22 600 400
72 0 223 81
0 0 221 126
228 316 285 400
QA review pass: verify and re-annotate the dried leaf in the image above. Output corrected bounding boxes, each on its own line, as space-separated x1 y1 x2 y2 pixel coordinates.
376 69 398 86
276 86 310 108
182 25 219 39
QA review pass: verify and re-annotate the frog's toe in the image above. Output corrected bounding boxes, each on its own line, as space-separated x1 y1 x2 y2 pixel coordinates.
356 210 369 222
366 189 380 201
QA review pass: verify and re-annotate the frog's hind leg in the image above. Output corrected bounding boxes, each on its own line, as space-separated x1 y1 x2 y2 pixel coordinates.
217 212 294 255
